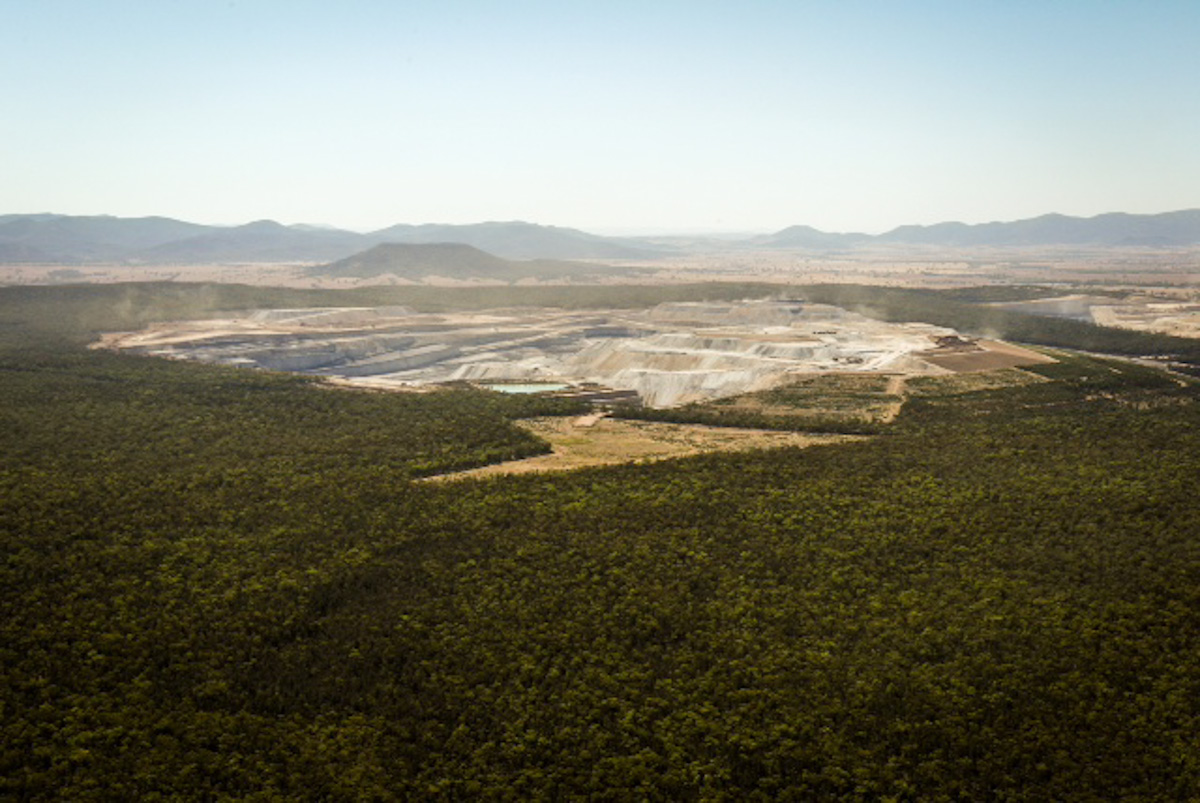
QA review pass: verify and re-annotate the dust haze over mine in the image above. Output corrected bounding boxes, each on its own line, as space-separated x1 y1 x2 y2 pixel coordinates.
19 208 1200 414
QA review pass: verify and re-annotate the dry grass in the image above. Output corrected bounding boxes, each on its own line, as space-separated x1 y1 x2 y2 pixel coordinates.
428 416 862 480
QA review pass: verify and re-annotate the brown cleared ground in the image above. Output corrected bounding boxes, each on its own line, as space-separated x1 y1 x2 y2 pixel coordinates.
920 339 1056 372
428 416 862 481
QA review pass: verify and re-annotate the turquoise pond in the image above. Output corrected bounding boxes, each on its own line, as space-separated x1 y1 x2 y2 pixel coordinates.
485 383 571 394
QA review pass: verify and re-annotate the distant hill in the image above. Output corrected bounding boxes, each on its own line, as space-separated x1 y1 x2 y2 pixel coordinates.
0 240 54 263
311 242 627 282
139 220 367 263
0 214 212 262
753 210 1200 250
0 215 665 264
4 210 1198 265
750 225 870 250
366 221 663 260
876 210 1200 247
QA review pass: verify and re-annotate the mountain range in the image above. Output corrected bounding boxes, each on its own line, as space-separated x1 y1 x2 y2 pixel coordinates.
0 216 663 265
1 210 1197 264
753 210 1200 249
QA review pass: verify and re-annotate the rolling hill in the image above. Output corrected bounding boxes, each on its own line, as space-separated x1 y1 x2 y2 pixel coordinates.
366 220 664 260
310 242 628 282
0 214 212 262
0 215 666 264
749 224 870 250
754 209 1200 250
874 210 1200 246
5 210 1199 265
139 219 367 263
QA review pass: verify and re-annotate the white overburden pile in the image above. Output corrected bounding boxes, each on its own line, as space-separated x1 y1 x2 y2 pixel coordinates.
103 300 957 407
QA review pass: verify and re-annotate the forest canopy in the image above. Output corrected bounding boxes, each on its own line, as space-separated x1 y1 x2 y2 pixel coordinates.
2 282 1198 799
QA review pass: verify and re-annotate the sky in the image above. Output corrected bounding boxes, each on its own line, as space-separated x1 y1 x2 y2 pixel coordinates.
4 0 1199 234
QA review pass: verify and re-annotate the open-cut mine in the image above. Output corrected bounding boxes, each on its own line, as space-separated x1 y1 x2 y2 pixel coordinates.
99 299 1052 407
989 294 1200 338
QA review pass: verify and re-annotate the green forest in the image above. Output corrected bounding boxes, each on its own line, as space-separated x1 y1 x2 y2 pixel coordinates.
3 282 1199 799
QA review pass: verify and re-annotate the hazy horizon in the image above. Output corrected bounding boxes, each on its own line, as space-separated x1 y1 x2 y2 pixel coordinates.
9 209 1200 242
6 1 1198 234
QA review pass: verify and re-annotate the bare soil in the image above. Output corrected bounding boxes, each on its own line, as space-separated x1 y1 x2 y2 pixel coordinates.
427 417 863 481
920 339 1056 372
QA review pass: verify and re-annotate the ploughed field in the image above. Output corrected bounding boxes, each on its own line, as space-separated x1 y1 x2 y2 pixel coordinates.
99 298 1052 408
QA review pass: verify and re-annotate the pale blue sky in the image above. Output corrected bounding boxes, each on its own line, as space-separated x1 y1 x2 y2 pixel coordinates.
4 1 1198 233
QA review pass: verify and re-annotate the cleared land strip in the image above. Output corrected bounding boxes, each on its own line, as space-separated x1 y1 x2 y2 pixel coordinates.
880 374 908 422
427 416 863 481
919 338 1055 372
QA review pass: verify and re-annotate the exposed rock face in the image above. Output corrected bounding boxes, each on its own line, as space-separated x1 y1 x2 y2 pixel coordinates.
101 300 960 407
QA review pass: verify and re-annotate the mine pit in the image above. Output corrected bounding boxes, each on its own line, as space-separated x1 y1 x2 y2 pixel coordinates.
990 294 1200 339
98 299 1052 408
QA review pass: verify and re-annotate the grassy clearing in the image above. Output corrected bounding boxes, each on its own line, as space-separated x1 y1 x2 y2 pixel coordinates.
429 416 861 479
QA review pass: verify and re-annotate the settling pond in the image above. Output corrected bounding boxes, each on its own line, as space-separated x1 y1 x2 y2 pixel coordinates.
484 383 572 394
